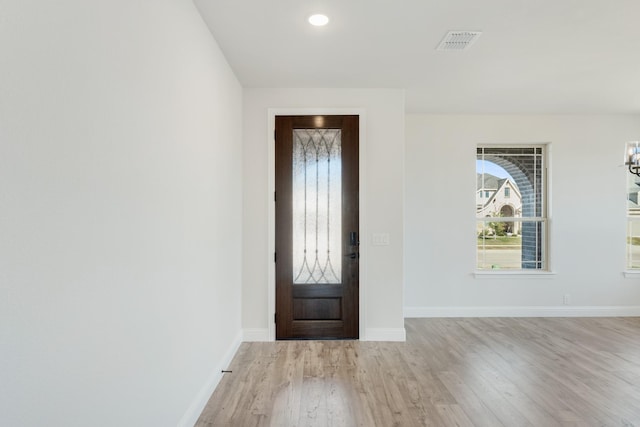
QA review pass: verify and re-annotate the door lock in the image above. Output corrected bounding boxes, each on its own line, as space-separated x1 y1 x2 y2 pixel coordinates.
349 231 359 247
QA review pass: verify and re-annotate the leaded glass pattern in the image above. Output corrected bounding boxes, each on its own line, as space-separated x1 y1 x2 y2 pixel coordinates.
292 129 342 284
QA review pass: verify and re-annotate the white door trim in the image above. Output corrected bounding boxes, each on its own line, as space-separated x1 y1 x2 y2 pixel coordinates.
267 108 367 341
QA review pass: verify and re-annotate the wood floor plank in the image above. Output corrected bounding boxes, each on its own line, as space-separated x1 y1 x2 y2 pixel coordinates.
458 318 628 426
436 370 505 427
195 318 640 427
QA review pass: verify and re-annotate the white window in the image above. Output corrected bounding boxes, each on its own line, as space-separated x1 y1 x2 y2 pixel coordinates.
477 146 548 270
626 142 640 269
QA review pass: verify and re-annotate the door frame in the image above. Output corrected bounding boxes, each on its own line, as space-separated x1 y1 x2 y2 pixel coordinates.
267 108 367 341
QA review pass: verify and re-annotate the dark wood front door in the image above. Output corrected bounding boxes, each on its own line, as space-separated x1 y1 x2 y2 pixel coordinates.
275 115 359 340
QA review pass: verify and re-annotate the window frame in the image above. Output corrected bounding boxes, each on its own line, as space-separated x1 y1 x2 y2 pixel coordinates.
625 219 640 271
476 144 550 273
625 159 640 272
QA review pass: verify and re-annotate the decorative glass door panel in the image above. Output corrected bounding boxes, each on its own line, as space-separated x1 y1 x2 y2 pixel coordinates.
292 129 342 284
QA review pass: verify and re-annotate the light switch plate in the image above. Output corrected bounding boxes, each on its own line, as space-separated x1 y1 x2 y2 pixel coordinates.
372 233 390 246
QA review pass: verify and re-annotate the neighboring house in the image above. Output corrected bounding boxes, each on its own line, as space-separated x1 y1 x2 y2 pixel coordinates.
477 173 522 234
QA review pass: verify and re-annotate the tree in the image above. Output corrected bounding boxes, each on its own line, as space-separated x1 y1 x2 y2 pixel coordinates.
488 211 506 238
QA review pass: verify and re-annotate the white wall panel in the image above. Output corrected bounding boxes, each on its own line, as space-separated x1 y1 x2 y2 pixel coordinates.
0 1 243 425
405 114 640 312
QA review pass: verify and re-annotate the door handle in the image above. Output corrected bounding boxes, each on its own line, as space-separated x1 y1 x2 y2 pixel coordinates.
349 231 359 247
345 252 359 259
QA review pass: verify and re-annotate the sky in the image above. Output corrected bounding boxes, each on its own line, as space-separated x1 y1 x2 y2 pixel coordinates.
476 160 513 180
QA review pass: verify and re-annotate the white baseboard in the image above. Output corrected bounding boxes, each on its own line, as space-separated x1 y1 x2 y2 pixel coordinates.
243 328 407 341
242 328 270 342
177 330 243 427
364 328 406 342
404 306 640 318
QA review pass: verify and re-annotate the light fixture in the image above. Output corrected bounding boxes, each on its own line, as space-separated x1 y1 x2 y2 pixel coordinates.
308 14 329 26
626 141 640 176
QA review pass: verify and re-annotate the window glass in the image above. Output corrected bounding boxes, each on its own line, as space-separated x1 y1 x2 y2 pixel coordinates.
477 146 547 270
626 150 640 269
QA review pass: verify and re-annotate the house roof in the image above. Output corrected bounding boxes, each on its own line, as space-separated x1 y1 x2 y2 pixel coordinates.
477 173 503 191
478 174 521 196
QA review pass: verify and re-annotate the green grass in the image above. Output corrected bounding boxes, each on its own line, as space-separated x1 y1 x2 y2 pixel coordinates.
627 237 640 246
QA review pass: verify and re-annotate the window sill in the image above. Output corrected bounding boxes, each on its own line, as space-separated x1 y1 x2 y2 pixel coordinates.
474 270 556 279
623 270 640 279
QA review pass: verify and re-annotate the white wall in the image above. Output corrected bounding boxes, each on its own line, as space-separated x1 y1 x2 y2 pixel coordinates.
243 89 406 340
405 114 640 316
0 1 242 426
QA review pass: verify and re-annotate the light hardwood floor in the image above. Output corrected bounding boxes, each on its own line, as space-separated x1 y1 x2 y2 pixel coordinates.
195 318 640 426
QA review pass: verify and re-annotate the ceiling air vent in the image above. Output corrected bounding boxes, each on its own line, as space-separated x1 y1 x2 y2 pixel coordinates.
436 31 482 51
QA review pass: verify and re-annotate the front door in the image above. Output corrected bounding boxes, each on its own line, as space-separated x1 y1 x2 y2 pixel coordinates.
275 115 359 339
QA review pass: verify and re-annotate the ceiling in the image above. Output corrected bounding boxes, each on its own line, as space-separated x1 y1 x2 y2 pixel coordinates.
194 0 640 114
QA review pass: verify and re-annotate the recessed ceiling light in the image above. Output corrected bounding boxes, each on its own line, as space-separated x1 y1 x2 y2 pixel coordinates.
308 14 329 26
